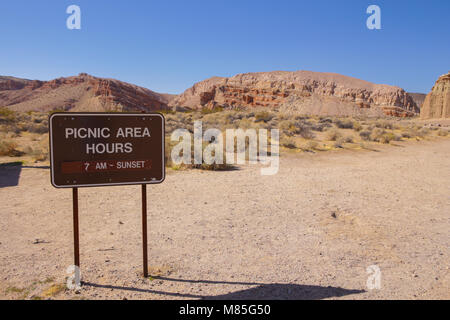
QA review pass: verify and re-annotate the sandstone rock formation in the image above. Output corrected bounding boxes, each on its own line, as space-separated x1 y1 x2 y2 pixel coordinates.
171 71 420 117
420 72 450 119
407 92 427 109
0 74 174 113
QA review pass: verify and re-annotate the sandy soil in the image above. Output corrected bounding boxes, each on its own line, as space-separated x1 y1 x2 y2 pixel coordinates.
0 138 449 300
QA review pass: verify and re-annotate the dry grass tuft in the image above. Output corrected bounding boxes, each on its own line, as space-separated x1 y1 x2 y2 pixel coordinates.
326 128 343 141
0 140 19 156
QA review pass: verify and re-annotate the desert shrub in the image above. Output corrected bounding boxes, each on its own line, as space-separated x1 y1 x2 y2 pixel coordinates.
0 108 17 123
160 108 176 115
300 140 318 152
48 108 69 115
279 120 296 132
400 126 421 138
310 122 330 132
335 119 354 129
254 111 274 123
359 130 372 141
370 128 386 142
401 131 412 139
326 128 342 141
281 138 297 149
297 125 315 139
234 118 253 130
201 106 224 115
0 140 19 156
24 122 48 134
352 121 363 132
344 136 354 143
279 120 315 139
375 120 395 130
418 127 430 137
188 163 235 171
334 137 345 148
276 113 289 121
26 147 48 161
319 118 332 124
438 129 449 136
379 132 396 144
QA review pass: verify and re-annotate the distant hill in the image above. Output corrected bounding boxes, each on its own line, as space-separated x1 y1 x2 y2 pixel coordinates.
1 71 424 118
171 71 420 117
0 73 175 113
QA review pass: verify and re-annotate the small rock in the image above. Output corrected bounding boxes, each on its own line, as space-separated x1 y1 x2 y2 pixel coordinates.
33 239 49 244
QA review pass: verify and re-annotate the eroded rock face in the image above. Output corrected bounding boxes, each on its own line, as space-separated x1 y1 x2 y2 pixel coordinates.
0 73 173 113
408 92 427 109
172 71 420 117
420 73 450 119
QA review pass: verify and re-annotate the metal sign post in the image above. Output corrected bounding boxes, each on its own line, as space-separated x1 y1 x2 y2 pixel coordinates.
73 188 80 268
49 113 165 280
142 184 148 278
70 185 150 278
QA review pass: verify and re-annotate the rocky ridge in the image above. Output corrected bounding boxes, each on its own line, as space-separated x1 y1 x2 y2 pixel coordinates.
0 74 173 113
171 71 420 117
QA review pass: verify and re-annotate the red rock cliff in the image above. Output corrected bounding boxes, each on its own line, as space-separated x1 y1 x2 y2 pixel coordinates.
0 74 173 113
172 71 419 117
420 72 450 119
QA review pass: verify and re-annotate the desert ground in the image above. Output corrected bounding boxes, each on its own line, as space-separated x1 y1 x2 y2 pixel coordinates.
0 129 449 300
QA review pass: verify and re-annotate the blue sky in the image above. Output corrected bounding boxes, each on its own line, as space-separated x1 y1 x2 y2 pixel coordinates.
0 0 448 94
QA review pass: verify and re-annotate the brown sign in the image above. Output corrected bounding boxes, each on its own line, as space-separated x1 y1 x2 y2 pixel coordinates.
49 113 165 188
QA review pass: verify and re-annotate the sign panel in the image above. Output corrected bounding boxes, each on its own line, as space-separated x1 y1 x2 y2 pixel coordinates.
49 113 165 188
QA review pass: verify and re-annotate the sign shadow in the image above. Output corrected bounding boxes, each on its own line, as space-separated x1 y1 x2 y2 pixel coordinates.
83 277 365 300
0 162 23 188
0 162 50 188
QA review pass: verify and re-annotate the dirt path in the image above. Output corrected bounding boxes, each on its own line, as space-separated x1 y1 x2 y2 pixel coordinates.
0 138 449 300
